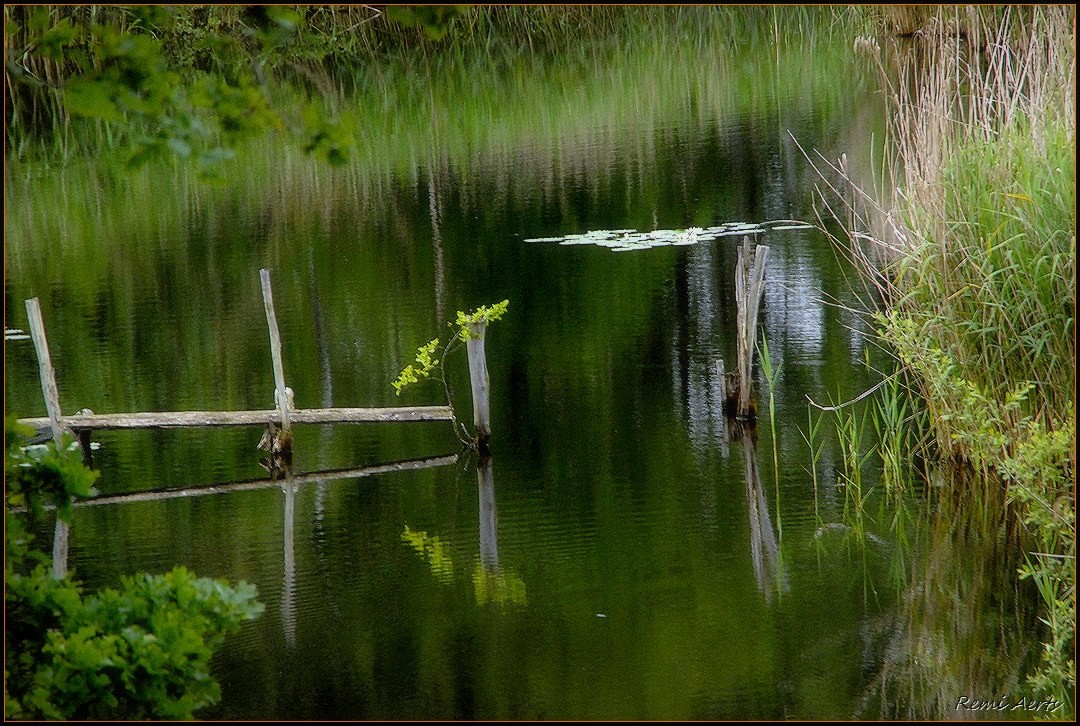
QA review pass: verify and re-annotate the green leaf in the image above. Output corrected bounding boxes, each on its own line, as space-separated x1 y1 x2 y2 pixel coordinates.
37 18 78 60
385 6 468 41
63 79 124 122
28 6 51 34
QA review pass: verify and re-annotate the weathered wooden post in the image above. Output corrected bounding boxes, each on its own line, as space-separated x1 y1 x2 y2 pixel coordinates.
24 298 70 579
466 321 491 453
734 236 770 419
260 269 293 453
716 357 738 415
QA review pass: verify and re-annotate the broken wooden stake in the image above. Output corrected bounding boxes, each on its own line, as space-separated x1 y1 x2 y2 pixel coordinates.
466 321 492 453
734 236 770 420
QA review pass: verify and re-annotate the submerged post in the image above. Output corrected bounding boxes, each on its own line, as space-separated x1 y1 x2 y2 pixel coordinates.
734 236 770 419
260 269 292 448
466 321 491 453
24 298 70 578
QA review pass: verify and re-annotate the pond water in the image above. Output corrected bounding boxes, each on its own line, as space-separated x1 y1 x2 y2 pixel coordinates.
4 10 1039 720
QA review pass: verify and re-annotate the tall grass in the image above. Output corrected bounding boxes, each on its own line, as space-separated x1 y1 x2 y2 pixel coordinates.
810 5 1075 710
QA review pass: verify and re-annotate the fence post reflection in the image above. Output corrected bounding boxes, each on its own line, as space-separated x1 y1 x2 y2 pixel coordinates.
477 456 499 572
282 479 298 649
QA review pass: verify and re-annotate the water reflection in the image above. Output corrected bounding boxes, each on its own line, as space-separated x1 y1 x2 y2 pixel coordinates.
401 457 526 607
282 479 298 649
66 455 458 509
427 159 449 325
52 518 70 578
473 456 526 607
740 432 789 604
856 472 1040 719
477 456 498 572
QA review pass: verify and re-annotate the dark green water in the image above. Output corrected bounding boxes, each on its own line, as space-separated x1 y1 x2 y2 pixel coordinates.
4 11 1040 720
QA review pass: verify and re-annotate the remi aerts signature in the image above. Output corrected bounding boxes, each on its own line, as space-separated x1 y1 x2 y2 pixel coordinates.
955 696 1064 714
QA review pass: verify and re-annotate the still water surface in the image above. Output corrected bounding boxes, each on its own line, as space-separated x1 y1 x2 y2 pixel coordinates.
5 12 1036 720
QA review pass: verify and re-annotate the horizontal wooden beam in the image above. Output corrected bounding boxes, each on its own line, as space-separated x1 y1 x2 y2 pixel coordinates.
17 406 454 431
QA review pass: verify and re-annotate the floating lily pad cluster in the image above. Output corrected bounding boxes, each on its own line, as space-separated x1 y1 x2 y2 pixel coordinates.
524 220 814 252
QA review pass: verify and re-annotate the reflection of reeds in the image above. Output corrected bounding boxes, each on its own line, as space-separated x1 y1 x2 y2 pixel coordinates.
5 12 870 451
7 8 862 265
856 471 1039 719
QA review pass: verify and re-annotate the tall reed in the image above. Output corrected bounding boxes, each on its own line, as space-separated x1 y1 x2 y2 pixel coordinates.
757 334 782 540
800 406 825 525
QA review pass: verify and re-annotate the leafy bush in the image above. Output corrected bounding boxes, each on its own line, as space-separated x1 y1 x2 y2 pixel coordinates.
4 418 264 720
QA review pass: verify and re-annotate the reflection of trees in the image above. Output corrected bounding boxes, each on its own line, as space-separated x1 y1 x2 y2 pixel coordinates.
427 160 449 326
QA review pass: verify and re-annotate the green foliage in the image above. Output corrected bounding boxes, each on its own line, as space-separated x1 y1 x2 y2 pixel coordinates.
4 417 99 523
454 299 509 341
393 300 509 395
385 5 470 41
875 311 1052 474
874 302 1075 709
6 566 263 720
391 338 441 396
871 367 913 497
3 5 343 173
4 420 264 720
1020 549 1076 717
391 300 508 447
1006 409 1075 715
